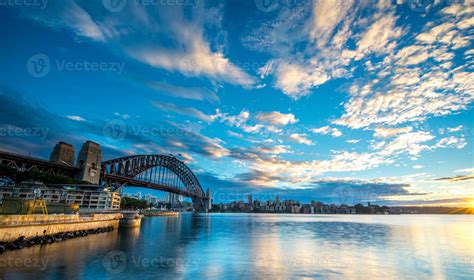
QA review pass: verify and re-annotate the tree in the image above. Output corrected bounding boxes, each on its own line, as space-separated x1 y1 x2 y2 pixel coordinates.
120 197 150 210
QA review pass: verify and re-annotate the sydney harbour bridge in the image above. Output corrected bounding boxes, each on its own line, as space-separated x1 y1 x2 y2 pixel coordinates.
0 141 210 212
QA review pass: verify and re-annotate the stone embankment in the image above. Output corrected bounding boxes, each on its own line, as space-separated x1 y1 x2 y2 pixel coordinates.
0 226 114 254
0 213 122 253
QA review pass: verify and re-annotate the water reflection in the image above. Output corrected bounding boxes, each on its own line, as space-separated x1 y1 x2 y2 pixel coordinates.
0 214 472 279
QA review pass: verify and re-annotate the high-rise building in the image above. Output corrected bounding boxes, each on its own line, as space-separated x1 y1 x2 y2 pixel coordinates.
247 194 252 205
167 193 182 206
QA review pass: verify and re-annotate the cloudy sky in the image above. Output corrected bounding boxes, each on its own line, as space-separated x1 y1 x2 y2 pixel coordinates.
0 0 473 206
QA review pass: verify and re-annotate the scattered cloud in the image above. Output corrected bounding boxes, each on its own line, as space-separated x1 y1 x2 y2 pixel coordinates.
255 111 298 126
147 81 219 103
66 116 86 122
434 175 474 183
435 136 467 149
447 125 463 132
311 126 342 137
152 101 217 122
373 127 412 139
289 133 314 146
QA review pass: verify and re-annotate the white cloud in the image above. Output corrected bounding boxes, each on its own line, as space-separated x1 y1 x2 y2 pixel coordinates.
19 1 254 88
255 111 298 126
153 101 217 122
310 0 355 47
147 81 219 103
129 42 255 87
113 112 130 120
310 126 342 137
455 168 474 174
265 61 331 99
289 133 314 146
256 145 291 155
373 127 413 139
447 125 463 132
66 115 86 122
355 12 403 59
227 131 244 138
375 131 435 157
435 136 467 149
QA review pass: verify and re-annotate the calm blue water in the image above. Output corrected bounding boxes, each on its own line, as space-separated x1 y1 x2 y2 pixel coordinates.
0 214 472 279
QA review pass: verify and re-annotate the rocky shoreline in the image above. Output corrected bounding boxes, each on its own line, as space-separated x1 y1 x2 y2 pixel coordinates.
0 226 114 254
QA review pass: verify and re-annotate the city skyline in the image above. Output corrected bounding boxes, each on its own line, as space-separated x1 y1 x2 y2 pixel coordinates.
0 1 473 207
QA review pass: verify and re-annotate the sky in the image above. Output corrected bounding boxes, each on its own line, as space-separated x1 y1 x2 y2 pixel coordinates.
0 0 473 206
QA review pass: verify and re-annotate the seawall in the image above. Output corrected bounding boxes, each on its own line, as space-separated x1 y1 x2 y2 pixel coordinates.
0 213 122 242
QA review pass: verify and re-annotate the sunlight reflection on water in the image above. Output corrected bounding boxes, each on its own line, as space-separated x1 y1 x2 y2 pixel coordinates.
0 214 472 279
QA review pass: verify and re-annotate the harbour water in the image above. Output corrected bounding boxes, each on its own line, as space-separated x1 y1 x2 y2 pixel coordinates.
0 214 472 279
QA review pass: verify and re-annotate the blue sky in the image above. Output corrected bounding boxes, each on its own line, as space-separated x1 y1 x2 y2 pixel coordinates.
0 0 473 206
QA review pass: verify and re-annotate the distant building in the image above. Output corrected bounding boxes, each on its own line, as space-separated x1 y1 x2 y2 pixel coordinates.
166 192 182 206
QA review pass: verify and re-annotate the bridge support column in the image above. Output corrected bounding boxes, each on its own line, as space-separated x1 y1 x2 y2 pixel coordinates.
192 197 210 212
76 141 102 184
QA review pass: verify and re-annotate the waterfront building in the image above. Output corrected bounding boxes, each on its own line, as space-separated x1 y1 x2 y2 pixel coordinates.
0 184 120 212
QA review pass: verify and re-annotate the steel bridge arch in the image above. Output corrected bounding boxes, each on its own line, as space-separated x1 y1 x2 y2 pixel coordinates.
100 154 208 210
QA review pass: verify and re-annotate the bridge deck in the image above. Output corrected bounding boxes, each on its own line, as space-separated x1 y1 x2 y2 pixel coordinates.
103 174 206 199
0 150 80 171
